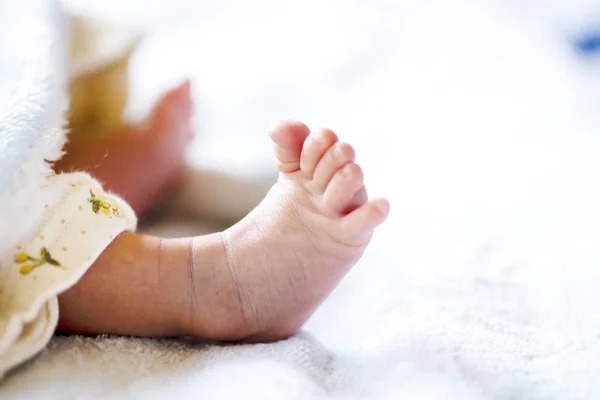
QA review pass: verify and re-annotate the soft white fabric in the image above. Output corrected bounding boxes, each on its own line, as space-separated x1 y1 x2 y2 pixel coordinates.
4 0 600 398
0 0 69 264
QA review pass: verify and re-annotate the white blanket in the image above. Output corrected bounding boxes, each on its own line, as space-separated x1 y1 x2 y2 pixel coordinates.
4 0 600 398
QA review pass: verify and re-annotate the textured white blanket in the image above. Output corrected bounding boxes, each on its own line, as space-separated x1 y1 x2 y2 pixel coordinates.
4 0 600 398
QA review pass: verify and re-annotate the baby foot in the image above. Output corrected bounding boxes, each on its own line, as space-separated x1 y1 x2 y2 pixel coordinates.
55 80 194 217
191 122 389 341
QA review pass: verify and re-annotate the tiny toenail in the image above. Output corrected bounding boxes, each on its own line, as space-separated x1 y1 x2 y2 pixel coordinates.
317 129 335 143
337 144 350 159
269 121 283 133
314 130 326 142
334 144 344 158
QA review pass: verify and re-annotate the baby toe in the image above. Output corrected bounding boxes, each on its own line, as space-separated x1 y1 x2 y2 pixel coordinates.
300 129 338 181
270 121 311 173
323 162 366 215
339 198 390 243
312 142 355 194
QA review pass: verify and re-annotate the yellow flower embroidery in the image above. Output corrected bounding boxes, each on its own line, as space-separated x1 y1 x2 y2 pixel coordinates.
19 264 35 275
14 253 29 263
88 190 119 216
15 247 62 275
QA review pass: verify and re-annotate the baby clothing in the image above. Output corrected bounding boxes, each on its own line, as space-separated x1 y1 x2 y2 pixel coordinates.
0 174 136 378
0 0 137 378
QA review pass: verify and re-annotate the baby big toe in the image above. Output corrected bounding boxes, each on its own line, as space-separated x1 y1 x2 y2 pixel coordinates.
270 121 311 174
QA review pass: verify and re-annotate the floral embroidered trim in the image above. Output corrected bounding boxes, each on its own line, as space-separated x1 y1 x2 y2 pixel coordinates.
14 247 63 275
88 190 119 216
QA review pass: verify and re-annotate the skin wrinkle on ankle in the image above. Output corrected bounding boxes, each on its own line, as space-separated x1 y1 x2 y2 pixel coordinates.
251 218 282 329
154 236 178 334
186 238 199 335
220 230 252 335
156 237 163 293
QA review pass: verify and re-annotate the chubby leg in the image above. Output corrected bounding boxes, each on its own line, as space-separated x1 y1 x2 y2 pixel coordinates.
58 122 389 341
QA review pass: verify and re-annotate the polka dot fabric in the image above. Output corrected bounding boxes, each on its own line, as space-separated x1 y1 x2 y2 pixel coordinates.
0 172 137 378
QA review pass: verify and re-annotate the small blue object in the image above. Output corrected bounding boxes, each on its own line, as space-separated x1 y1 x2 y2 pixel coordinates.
574 31 600 55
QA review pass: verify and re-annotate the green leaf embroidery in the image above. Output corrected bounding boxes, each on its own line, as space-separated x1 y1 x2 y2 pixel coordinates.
40 247 49 260
15 247 62 274
88 190 119 216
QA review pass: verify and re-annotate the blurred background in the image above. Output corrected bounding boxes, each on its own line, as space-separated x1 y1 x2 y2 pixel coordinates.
57 0 600 238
